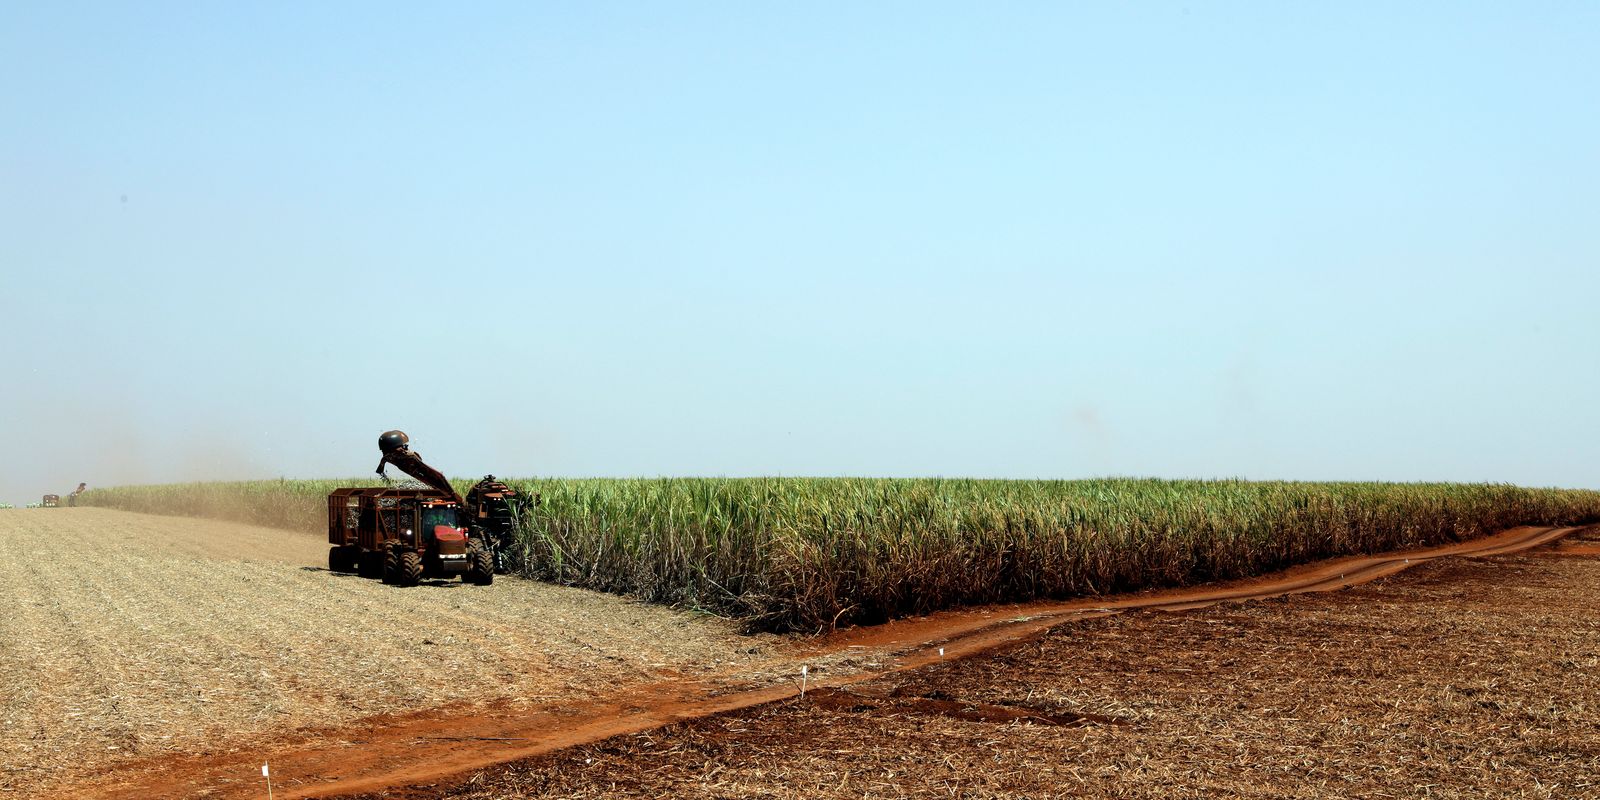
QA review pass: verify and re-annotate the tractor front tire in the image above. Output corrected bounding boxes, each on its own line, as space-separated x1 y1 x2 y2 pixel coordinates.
465 542 494 586
385 547 423 587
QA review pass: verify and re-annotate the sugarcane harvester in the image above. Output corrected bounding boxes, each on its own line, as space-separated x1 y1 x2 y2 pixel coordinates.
325 430 524 586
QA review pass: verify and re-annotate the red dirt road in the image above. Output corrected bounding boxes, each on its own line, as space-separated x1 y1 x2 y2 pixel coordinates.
64 524 1586 800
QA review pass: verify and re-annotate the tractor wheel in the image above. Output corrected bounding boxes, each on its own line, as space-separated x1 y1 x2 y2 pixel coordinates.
465 542 494 586
386 547 423 587
400 551 423 585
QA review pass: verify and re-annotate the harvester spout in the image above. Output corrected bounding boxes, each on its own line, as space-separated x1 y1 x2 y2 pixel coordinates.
375 430 466 506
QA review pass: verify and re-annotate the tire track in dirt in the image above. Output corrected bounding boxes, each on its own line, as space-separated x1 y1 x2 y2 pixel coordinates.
69 523 1590 800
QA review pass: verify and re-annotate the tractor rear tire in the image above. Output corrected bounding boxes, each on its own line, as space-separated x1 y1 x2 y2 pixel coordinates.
385 547 423 587
465 543 494 586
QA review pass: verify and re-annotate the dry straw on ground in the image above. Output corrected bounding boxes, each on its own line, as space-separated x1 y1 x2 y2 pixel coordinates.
0 508 775 796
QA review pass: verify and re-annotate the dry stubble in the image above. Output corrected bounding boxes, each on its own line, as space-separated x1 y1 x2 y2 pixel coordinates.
0 508 773 796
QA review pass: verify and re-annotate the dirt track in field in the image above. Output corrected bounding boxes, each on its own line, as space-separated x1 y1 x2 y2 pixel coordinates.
0 509 776 797
25 512 1594 799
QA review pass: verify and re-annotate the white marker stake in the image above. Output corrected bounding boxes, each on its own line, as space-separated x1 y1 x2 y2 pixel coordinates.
263 763 273 800
938 647 945 660
800 665 808 698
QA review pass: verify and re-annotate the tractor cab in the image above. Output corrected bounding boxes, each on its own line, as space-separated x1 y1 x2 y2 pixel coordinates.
420 501 464 536
418 498 471 572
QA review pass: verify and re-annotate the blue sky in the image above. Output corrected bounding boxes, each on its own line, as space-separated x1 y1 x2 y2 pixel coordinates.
3 2 1597 502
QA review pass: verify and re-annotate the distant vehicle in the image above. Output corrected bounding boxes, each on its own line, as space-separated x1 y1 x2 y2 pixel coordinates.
42 494 60 508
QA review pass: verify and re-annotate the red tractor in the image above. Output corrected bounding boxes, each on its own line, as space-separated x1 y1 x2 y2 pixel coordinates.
325 430 527 586
326 488 494 586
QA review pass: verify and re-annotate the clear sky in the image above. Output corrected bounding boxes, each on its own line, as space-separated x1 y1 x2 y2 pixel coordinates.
3 2 1597 503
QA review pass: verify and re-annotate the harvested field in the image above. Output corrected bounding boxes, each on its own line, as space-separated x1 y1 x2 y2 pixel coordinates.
346 526 1600 799
42 521 1598 798
0 508 776 797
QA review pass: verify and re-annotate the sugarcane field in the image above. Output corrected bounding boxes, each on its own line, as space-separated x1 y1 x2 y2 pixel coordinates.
8 4 1600 798
4 478 1599 798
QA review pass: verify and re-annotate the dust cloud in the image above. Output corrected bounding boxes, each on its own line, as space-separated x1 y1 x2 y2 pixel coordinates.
1 392 280 506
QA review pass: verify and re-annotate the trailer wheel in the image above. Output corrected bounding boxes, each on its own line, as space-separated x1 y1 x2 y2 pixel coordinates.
465 542 494 586
328 547 353 572
386 547 423 587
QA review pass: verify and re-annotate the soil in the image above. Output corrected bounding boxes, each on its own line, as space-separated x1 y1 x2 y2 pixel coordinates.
344 524 1600 799
13 510 1593 799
